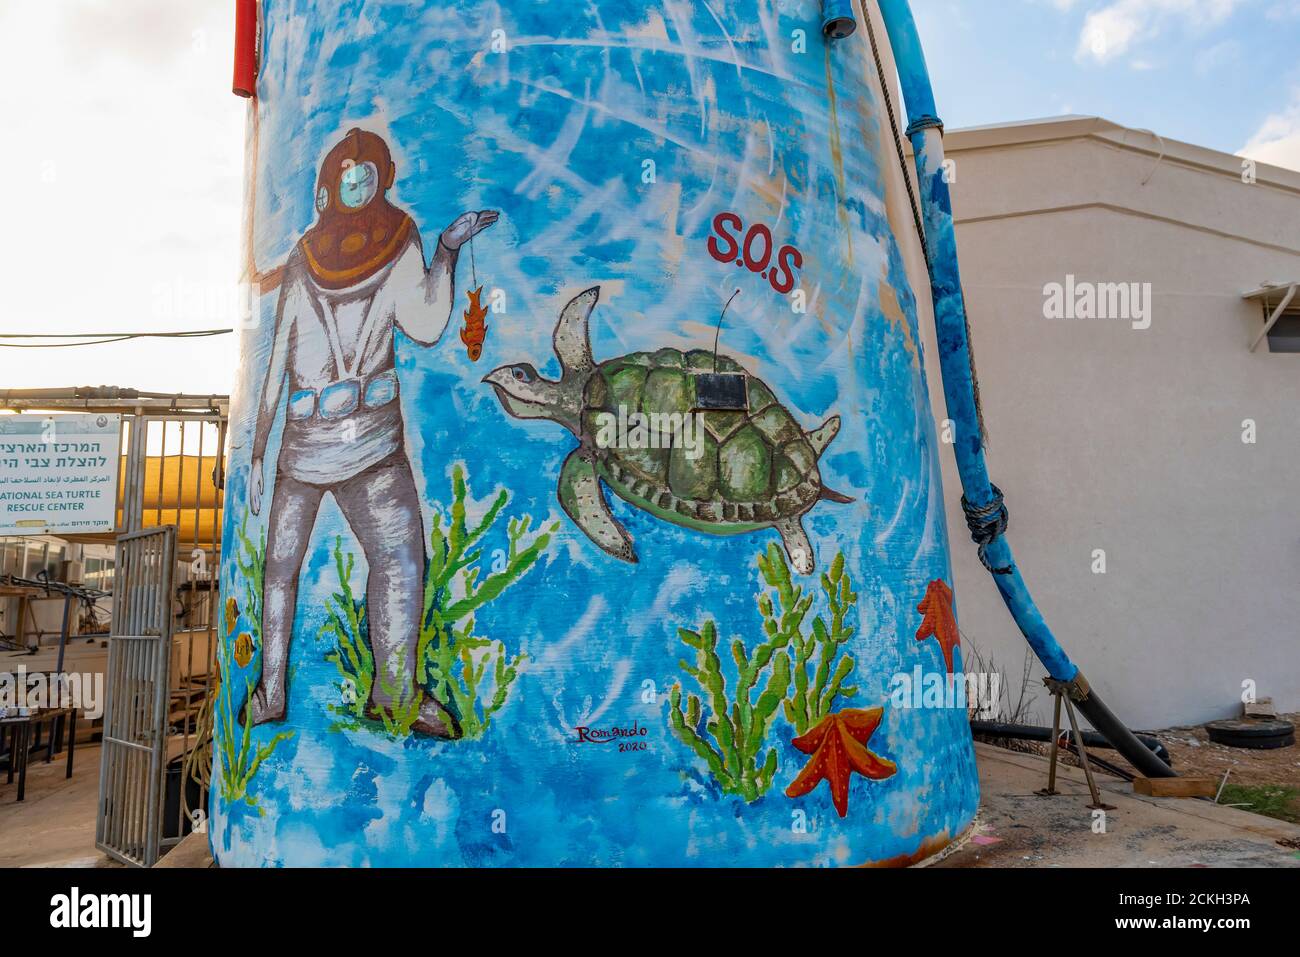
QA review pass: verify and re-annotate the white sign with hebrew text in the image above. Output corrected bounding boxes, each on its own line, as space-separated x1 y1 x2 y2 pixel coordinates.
0 414 121 536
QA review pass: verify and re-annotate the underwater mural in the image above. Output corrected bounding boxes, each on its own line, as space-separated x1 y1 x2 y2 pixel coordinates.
215 0 979 867
247 126 500 738
484 286 852 574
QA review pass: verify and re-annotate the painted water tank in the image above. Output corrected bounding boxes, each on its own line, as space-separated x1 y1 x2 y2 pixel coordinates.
213 0 979 867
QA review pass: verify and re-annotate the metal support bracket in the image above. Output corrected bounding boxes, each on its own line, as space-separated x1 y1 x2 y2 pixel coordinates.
1037 676 1116 811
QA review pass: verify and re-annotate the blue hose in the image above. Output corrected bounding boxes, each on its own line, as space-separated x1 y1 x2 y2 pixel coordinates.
876 0 1076 682
873 0 1175 778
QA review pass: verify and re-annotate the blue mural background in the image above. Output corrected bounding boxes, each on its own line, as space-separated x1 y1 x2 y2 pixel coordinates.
213 0 978 867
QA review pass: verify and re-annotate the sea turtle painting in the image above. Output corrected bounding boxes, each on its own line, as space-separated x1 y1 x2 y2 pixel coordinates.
483 287 852 574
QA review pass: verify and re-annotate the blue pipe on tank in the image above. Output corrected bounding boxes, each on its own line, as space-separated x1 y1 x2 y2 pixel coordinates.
874 1 937 130
875 2 1175 778
821 0 858 39
875 0 1076 682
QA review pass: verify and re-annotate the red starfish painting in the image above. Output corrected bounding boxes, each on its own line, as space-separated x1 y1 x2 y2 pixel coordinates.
915 578 960 673
784 708 897 818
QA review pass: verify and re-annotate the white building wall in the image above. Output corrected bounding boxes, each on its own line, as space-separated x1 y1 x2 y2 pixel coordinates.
916 118 1300 729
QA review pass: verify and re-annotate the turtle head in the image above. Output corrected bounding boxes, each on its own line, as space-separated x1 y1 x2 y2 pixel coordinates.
483 288 601 436
484 363 582 435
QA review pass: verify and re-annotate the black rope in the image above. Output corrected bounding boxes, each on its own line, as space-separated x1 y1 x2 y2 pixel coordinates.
0 329 232 349
961 485 1012 575
860 1 929 275
858 0 987 443
0 329 232 338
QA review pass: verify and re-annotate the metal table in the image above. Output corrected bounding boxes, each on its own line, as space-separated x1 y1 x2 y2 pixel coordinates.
0 708 77 802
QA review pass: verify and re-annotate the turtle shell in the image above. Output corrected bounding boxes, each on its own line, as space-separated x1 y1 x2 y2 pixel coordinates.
581 349 822 527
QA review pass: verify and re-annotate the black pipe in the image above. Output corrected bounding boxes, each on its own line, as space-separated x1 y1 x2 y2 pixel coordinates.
1065 744 1136 783
1075 689 1176 777
970 719 1169 765
972 696 1174 776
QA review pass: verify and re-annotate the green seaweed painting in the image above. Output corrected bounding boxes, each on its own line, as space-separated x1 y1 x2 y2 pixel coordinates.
667 544 861 803
215 513 294 812
324 464 556 739
668 618 791 802
771 549 860 736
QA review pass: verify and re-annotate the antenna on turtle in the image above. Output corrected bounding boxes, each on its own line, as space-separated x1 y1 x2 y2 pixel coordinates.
695 288 749 413
712 288 741 373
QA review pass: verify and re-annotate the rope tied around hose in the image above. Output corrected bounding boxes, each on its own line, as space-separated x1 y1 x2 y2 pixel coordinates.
961 485 1012 575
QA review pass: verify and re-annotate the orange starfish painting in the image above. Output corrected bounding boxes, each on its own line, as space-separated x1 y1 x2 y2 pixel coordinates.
460 286 489 361
915 578 960 673
784 707 897 818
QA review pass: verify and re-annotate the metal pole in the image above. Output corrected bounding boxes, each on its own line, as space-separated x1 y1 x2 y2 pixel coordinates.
53 591 74 747
1039 691 1062 797
1249 283 1296 352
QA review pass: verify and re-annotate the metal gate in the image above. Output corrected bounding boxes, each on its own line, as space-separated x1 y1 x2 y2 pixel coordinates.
95 525 177 868
122 414 226 850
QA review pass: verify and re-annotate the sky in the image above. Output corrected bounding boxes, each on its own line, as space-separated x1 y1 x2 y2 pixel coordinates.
0 0 1296 397
911 0 1300 165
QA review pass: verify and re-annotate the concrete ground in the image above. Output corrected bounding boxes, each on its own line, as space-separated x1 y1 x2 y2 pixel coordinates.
0 743 118 868
3 741 1299 868
933 744 1300 868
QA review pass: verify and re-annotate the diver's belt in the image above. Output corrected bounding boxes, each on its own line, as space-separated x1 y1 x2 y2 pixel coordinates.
287 369 398 422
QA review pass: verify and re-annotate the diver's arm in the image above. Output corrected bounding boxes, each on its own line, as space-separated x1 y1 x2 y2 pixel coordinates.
398 210 500 347
391 236 449 347
249 266 299 513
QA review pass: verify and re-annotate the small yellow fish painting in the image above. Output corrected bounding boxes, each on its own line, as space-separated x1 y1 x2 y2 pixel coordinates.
233 632 256 669
225 596 239 637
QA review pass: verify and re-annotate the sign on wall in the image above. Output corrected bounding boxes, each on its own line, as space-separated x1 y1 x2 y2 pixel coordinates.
0 414 122 536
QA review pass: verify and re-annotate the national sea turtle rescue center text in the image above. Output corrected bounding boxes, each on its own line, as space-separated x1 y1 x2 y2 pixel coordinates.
0 488 104 513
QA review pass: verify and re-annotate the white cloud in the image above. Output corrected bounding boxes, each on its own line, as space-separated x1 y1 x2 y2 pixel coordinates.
0 0 243 394
1241 91 1300 173
1075 0 1245 64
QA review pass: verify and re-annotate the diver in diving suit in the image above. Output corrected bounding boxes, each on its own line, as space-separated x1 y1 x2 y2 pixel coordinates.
247 128 498 737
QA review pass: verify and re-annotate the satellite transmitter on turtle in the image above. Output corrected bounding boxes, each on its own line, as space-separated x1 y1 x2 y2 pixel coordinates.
693 288 749 412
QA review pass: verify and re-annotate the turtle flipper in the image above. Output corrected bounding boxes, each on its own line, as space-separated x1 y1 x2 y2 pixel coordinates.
553 287 599 378
775 517 815 575
806 416 854 503
559 448 637 564
806 415 841 455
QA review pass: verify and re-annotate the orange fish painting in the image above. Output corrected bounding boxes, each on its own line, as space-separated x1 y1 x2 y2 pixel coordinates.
460 286 489 361
233 632 256 669
224 596 239 637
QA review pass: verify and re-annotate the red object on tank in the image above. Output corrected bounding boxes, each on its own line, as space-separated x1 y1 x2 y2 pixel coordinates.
233 0 258 98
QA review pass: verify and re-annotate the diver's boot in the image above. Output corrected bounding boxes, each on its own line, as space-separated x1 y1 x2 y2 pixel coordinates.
363 695 462 740
244 682 286 726
413 696 463 740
